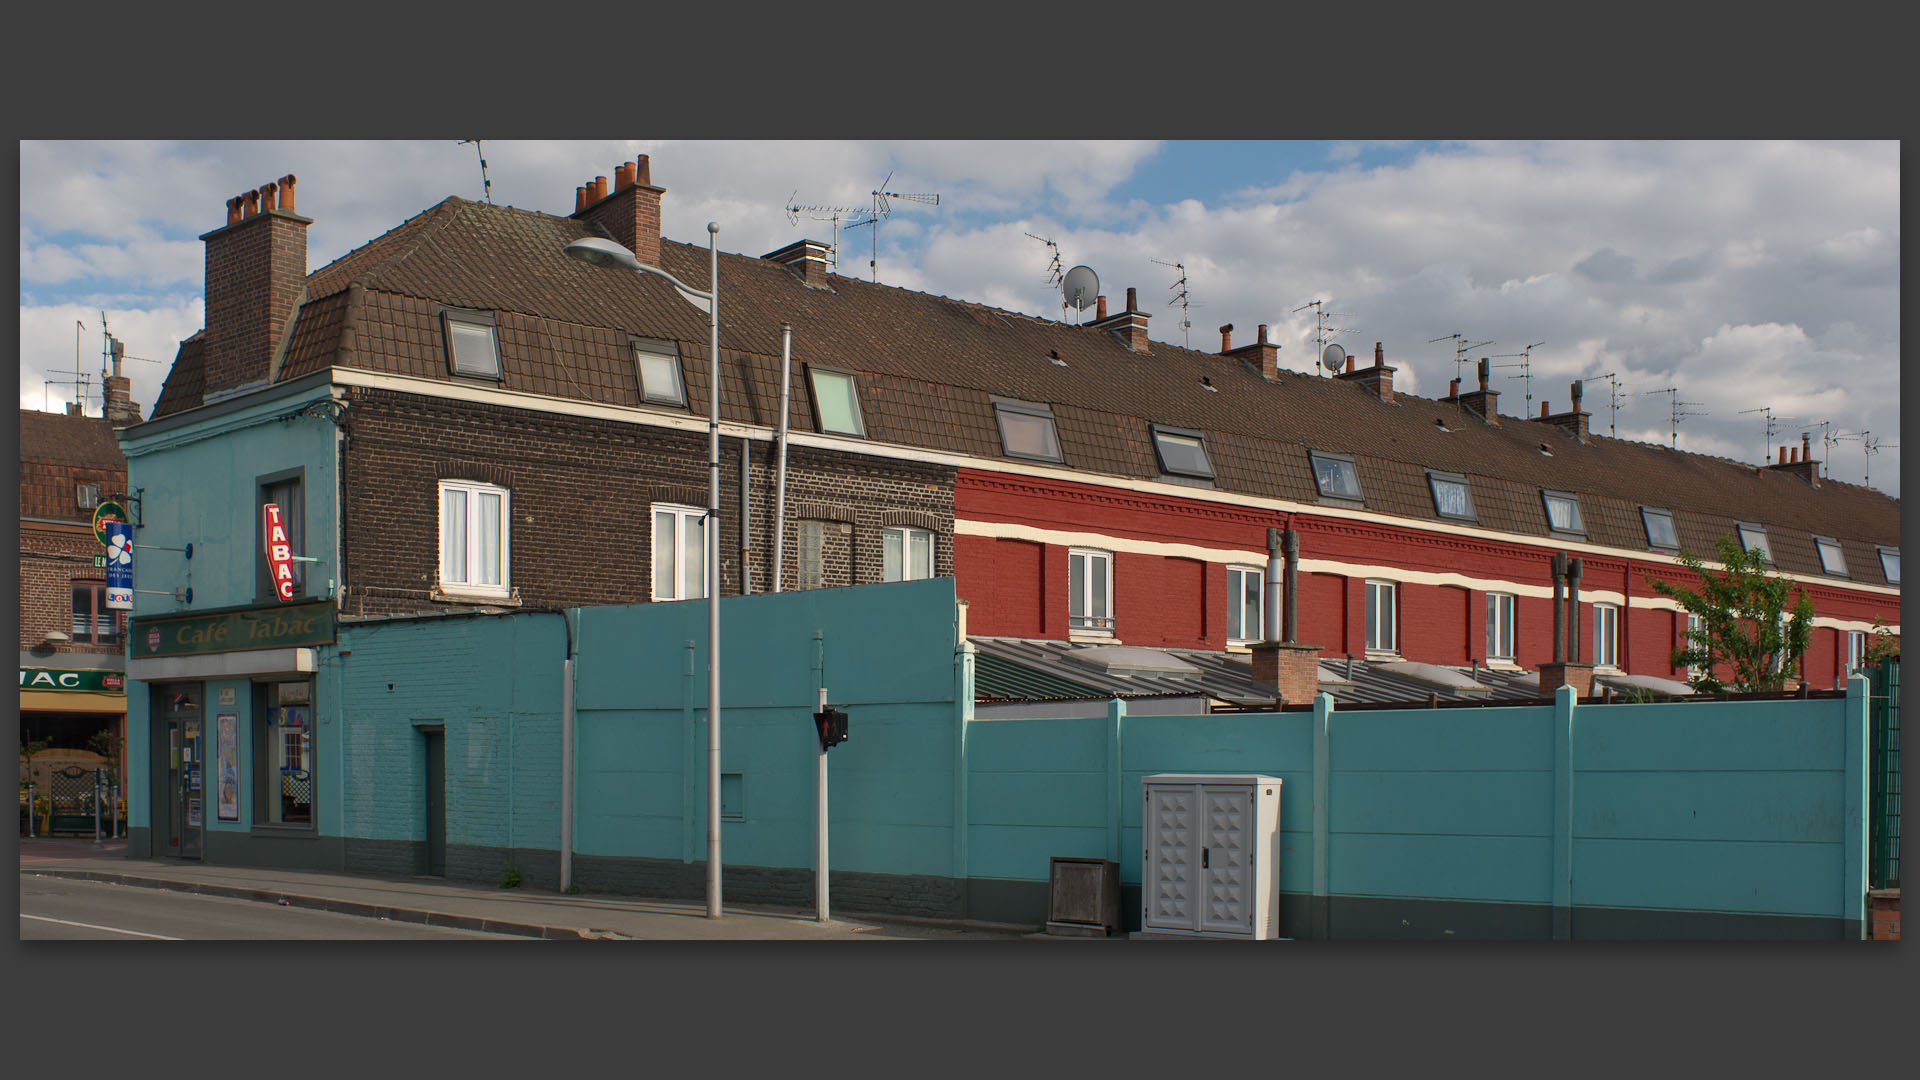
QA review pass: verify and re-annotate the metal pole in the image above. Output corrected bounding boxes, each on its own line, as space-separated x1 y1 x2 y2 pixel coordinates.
113 783 120 840
560 656 575 892
816 686 829 923
773 325 792 593
740 438 753 595
706 222 723 919
94 769 103 845
27 780 34 838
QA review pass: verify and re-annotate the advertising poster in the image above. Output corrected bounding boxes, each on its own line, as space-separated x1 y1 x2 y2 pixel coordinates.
216 713 239 822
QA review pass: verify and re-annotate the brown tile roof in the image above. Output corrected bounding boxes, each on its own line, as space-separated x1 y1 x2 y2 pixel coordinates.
205 196 1899 581
19 409 126 469
150 331 205 419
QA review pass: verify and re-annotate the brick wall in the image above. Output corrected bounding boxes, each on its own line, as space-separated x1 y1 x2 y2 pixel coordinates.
1869 891 1900 940
201 209 308 397
20 524 124 652
337 387 954 616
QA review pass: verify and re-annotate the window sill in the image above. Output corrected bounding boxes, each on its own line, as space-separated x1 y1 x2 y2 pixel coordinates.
1483 659 1523 671
1069 629 1118 644
1364 650 1400 661
432 588 520 607
1225 642 1255 653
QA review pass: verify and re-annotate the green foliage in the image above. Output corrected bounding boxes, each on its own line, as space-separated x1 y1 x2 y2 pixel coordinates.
1864 618 1900 667
1647 534 1814 694
563 883 582 895
499 864 522 889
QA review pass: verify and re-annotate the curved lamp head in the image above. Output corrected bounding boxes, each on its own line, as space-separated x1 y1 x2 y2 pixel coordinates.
564 236 644 271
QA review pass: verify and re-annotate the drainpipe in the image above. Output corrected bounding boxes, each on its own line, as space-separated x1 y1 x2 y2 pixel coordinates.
772 325 793 592
1566 557 1584 664
558 610 577 892
1551 553 1567 663
1263 529 1283 642
739 437 753 594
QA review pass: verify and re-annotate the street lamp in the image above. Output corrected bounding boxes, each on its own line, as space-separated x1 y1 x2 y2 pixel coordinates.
565 224 725 918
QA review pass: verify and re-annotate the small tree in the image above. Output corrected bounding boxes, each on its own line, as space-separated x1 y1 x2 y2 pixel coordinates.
1648 535 1814 693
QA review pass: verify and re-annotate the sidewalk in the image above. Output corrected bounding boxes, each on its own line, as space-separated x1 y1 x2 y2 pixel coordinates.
18 838 1052 941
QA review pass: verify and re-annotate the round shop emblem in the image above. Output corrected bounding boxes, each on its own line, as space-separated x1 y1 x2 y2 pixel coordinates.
147 628 162 651
92 500 128 547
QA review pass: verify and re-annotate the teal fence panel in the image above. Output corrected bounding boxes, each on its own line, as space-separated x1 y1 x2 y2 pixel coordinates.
1869 657 1900 888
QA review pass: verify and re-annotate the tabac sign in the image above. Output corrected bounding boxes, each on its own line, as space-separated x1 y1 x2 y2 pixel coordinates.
20 668 126 693
264 503 297 602
130 601 335 659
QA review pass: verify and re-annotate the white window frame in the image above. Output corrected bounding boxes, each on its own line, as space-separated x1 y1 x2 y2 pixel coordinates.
1486 592 1516 661
883 526 935 582
1812 535 1847 577
633 338 687 407
1542 490 1585 536
1068 548 1114 634
437 480 511 598
993 398 1064 463
1685 612 1707 680
1640 506 1678 551
1846 630 1868 676
807 367 867 437
1428 471 1475 522
1151 425 1215 481
1593 602 1620 669
652 503 709 601
1365 579 1397 655
1310 450 1364 502
1227 565 1264 645
441 310 501 380
1734 522 1772 564
76 481 100 511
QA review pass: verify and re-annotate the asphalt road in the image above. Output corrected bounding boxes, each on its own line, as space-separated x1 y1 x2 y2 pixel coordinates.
20 874 512 941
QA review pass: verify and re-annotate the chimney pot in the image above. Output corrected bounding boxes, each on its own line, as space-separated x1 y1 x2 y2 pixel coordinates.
1257 324 1269 345
1571 379 1583 408
614 163 628 190
1542 401 1550 418
1096 295 1107 320
1779 446 1788 464
1126 287 1137 313
576 186 588 213
1219 324 1233 353
635 155 651 186
1345 355 1354 373
1478 357 1490 390
1450 377 1460 397
595 176 609 202
278 175 296 212
226 196 243 225
1374 341 1384 367
260 181 278 212
1802 433 1812 459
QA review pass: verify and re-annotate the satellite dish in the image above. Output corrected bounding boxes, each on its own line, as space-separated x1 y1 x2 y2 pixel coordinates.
1322 343 1347 372
1062 265 1099 312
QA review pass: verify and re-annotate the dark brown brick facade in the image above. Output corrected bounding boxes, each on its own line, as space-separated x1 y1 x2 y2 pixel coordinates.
336 387 954 616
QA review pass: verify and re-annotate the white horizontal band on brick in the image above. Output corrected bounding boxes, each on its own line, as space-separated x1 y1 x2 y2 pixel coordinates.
325 369 1898 603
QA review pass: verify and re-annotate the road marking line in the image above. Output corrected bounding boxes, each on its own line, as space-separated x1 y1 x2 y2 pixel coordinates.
21 914 180 940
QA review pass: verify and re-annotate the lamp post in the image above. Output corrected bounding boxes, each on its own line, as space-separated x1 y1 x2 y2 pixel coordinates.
565 224 725 918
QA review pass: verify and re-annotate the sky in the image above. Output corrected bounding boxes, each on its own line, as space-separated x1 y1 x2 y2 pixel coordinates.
17 139 1902 497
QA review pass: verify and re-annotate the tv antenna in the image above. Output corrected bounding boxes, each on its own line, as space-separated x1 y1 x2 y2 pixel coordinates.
788 193 876 273
1429 333 1495 386
457 140 493 205
1489 341 1545 417
1152 258 1199 347
1026 233 1065 291
857 171 941 283
1587 371 1626 437
1297 300 1359 377
1643 387 1706 447
1836 430 1897 489
1737 405 1801 464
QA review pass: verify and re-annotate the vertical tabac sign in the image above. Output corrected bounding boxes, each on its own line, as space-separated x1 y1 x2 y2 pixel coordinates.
263 504 297 602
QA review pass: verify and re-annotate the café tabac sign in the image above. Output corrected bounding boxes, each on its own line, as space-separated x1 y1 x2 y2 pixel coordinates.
130 600 335 659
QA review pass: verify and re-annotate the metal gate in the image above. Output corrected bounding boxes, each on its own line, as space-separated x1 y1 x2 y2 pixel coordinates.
1868 657 1900 889
48 765 101 835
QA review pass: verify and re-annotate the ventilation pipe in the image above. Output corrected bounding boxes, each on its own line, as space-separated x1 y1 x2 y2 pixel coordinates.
1263 529 1283 642
1551 553 1567 663
1565 557 1584 663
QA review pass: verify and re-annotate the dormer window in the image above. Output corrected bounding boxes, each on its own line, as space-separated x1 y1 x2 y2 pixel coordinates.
1427 471 1475 521
441 309 500 379
1309 450 1363 502
1150 425 1214 480
1541 490 1585 536
1813 535 1847 577
1735 522 1772 564
1879 547 1900 585
993 398 1063 463
807 367 866 437
1641 506 1678 551
633 338 687 407
76 482 100 511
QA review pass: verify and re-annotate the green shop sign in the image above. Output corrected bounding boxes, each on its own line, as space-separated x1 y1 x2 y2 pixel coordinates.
130 601 336 658
20 668 126 693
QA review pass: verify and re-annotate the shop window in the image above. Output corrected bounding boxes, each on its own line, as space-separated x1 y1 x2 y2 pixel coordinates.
255 680 314 828
439 480 510 597
653 504 707 601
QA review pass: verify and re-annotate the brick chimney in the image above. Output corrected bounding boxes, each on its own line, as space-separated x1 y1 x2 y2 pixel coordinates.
763 238 832 288
1766 433 1822 486
1223 323 1281 380
572 154 665 267
1335 341 1397 402
1533 379 1591 443
1086 286 1151 353
199 174 310 397
102 337 143 427
1452 357 1500 424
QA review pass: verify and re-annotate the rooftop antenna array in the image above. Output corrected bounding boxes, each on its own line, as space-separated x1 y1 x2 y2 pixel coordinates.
1429 333 1495 386
1643 387 1706 448
457 140 493 205
1489 341 1546 417
1737 405 1801 465
1297 300 1359 377
787 192 875 273
1587 371 1626 437
1151 258 1197 348
1026 233 1064 291
1836 431 1897 490
855 171 941 283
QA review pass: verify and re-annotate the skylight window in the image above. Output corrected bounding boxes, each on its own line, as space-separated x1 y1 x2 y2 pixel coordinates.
442 310 500 379
1151 425 1215 480
1641 507 1678 550
1813 535 1847 577
808 368 866 437
1427 471 1474 521
633 338 686 407
1879 547 1900 584
1541 490 1584 535
1735 522 1772 564
1309 451 1362 501
993 398 1063 463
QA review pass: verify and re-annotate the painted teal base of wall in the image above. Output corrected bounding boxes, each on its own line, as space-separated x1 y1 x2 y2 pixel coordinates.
127 826 151 858
570 853 968 920
1326 895 1854 940
204 829 346 871
343 838 426 878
